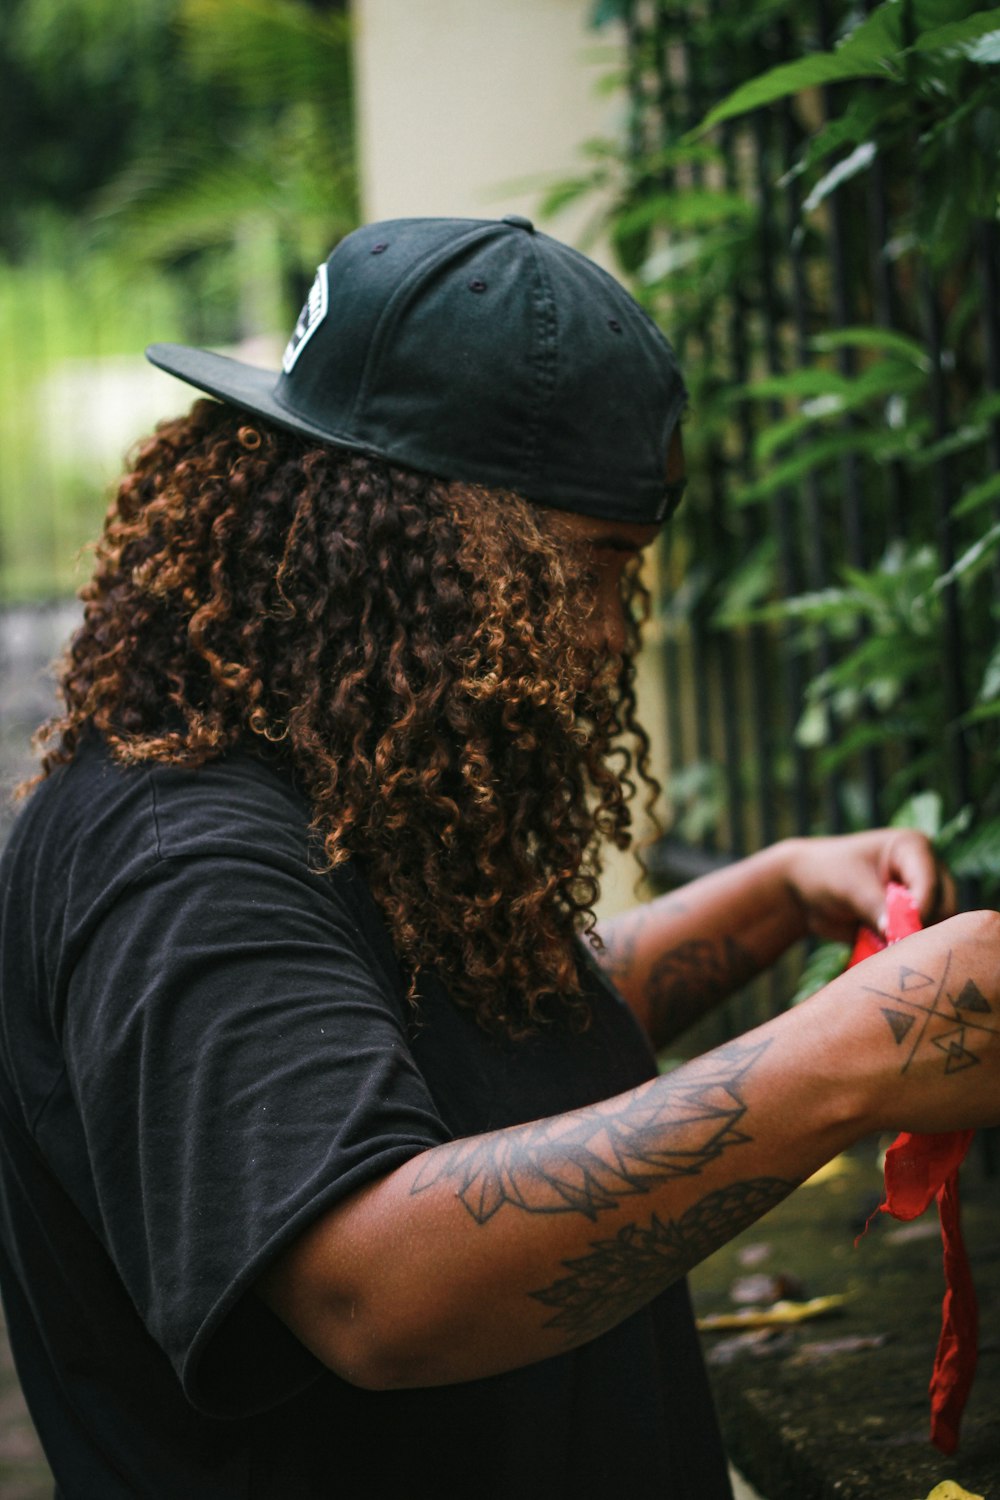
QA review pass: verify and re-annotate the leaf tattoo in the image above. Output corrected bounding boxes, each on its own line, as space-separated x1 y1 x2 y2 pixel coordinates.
530 1176 794 1342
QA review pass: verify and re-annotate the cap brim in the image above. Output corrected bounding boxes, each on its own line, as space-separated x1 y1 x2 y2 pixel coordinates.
144 343 370 455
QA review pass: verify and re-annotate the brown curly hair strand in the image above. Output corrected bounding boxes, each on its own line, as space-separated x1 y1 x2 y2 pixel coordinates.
27 398 660 1034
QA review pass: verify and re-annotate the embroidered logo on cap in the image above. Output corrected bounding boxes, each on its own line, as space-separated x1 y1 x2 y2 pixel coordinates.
282 264 329 374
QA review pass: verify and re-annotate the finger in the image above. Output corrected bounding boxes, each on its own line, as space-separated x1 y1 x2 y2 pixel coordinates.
841 860 892 935
880 831 947 923
931 866 958 923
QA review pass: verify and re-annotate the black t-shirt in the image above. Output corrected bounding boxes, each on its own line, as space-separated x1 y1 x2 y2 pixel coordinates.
0 737 732 1499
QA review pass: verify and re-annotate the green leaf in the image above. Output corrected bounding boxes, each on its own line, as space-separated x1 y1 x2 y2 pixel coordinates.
798 90 903 173
731 431 894 505
962 698 1000 723
695 51 898 134
965 28 1000 60
954 471 1000 517
711 538 779 624
612 190 753 239
810 327 931 369
640 234 726 281
934 519 1000 589
589 0 629 28
790 941 852 1004
977 640 1000 702
909 422 995 466
890 790 944 837
747 585 855 627
815 716 923 773
970 389 1000 425
911 8 1000 53
731 369 854 403
538 175 603 219
949 816 1000 877
801 142 878 215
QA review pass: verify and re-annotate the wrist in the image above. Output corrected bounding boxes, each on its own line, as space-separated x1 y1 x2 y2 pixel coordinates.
756 837 813 942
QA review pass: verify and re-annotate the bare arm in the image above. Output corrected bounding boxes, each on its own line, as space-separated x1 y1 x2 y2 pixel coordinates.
593 830 955 1048
257 910 1000 1392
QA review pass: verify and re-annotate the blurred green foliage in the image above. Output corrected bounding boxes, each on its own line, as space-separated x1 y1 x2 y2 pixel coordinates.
555 1 1000 890
0 0 357 598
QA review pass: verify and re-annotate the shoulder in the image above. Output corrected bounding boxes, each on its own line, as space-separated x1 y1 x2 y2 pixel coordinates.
4 737 373 935
145 750 315 869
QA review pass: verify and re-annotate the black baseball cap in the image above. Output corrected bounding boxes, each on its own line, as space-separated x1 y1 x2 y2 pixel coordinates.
146 215 688 525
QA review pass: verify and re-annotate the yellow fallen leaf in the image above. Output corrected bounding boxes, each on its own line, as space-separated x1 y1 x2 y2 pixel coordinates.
696 1295 846 1331
802 1154 857 1186
923 1484 985 1500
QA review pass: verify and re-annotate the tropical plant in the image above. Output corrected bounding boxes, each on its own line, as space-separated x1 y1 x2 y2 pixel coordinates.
551 1 1000 908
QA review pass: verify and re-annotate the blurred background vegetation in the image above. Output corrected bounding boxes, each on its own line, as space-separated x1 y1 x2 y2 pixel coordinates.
2 0 1000 917
2 8 998 1488
0 0 356 598
546 1 1000 983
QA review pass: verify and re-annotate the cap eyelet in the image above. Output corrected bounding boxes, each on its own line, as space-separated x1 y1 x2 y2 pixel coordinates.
608 318 622 334
468 278 488 293
371 243 389 255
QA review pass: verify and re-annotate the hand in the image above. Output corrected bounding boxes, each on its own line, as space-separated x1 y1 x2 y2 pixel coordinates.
780 829 956 944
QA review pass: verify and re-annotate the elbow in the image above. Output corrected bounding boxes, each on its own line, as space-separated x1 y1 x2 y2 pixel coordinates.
289 1292 458 1392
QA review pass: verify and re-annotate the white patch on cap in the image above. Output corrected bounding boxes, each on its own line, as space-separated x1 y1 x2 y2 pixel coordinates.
281 264 329 374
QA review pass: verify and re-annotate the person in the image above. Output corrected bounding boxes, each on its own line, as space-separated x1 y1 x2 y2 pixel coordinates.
0 213 998 1500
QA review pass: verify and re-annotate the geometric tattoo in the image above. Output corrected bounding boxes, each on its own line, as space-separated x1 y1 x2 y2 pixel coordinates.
860 950 997 1077
530 1176 794 1342
409 1037 771 1223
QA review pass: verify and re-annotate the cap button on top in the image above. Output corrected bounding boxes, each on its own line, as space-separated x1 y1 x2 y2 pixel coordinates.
501 214 535 232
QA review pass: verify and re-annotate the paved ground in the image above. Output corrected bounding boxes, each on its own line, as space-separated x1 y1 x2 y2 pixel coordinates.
0 601 79 839
691 1142 1000 1500
0 603 72 1497
0 1314 51 1499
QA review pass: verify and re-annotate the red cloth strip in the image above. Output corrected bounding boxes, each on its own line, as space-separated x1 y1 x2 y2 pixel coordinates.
848 882 977 1454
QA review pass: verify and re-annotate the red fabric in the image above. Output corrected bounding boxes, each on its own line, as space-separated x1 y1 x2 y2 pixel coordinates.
848 882 977 1454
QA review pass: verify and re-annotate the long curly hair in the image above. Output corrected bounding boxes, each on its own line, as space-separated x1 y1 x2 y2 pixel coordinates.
27 398 659 1034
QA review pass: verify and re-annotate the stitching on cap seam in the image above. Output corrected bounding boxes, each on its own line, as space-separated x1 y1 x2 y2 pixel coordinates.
350 223 502 434
520 235 558 487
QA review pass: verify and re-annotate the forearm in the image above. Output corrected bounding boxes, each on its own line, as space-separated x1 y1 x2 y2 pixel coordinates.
260 912 1000 1391
259 964 866 1389
595 840 810 1046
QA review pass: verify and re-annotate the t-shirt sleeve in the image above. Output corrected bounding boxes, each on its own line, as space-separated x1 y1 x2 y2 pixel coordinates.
61 837 451 1419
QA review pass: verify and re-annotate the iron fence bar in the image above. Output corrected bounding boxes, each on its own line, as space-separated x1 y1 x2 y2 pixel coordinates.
640 2 692 869
751 105 808 845
817 0 883 829
978 219 1000 474
678 19 743 855
920 266 973 816
867 147 908 543
778 78 842 835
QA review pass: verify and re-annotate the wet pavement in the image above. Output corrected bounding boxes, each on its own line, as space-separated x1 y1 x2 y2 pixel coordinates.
0 1314 51 1499
0 603 72 1497
691 1141 1000 1500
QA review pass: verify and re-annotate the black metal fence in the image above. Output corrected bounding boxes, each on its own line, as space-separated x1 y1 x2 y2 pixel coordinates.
610 3 1000 908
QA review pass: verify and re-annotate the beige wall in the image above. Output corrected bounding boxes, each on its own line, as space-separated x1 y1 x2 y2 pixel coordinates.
353 1 671 917
353 0 622 259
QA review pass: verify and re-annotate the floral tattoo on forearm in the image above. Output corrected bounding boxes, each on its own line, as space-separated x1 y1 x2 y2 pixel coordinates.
410 1037 770 1223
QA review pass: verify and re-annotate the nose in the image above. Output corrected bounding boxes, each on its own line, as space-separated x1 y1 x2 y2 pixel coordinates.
596 594 628 657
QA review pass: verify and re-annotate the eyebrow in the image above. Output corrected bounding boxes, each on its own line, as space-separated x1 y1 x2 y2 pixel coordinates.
590 535 644 554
